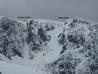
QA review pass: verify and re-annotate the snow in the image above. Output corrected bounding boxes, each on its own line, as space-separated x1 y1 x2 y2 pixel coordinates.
0 61 46 74
11 24 64 69
44 25 64 63
0 20 65 74
0 16 98 74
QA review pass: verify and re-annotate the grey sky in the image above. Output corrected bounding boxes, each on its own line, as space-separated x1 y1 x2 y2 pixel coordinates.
0 0 98 22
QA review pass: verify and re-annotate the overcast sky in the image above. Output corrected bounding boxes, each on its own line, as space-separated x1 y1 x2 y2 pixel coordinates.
0 0 98 22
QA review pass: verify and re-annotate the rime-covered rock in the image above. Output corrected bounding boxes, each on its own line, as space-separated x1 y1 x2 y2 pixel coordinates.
46 17 98 74
0 17 25 59
26 19 56 59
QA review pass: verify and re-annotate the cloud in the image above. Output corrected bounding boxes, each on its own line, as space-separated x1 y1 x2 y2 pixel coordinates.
0 0 98 22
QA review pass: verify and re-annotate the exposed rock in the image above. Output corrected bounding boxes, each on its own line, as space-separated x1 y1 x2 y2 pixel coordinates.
0 17 25 59
46 17 98 74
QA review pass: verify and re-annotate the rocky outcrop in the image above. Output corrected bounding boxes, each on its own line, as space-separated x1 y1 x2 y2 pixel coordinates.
26 19 56 59
0 17 25 60
46 18 98 74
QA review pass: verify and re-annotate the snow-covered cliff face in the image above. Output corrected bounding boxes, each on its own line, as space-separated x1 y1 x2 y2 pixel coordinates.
46 18 98 74
0 16 98 74
0 17 25 60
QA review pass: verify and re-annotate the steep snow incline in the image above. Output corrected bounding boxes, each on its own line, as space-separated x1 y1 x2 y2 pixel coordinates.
24 25 65 69
43 25 64 63
23 42 29 59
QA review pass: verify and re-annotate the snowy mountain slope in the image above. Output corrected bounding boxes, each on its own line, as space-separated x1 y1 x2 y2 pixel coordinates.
0 16 98 74
0 17 25 60
46 17 98 74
